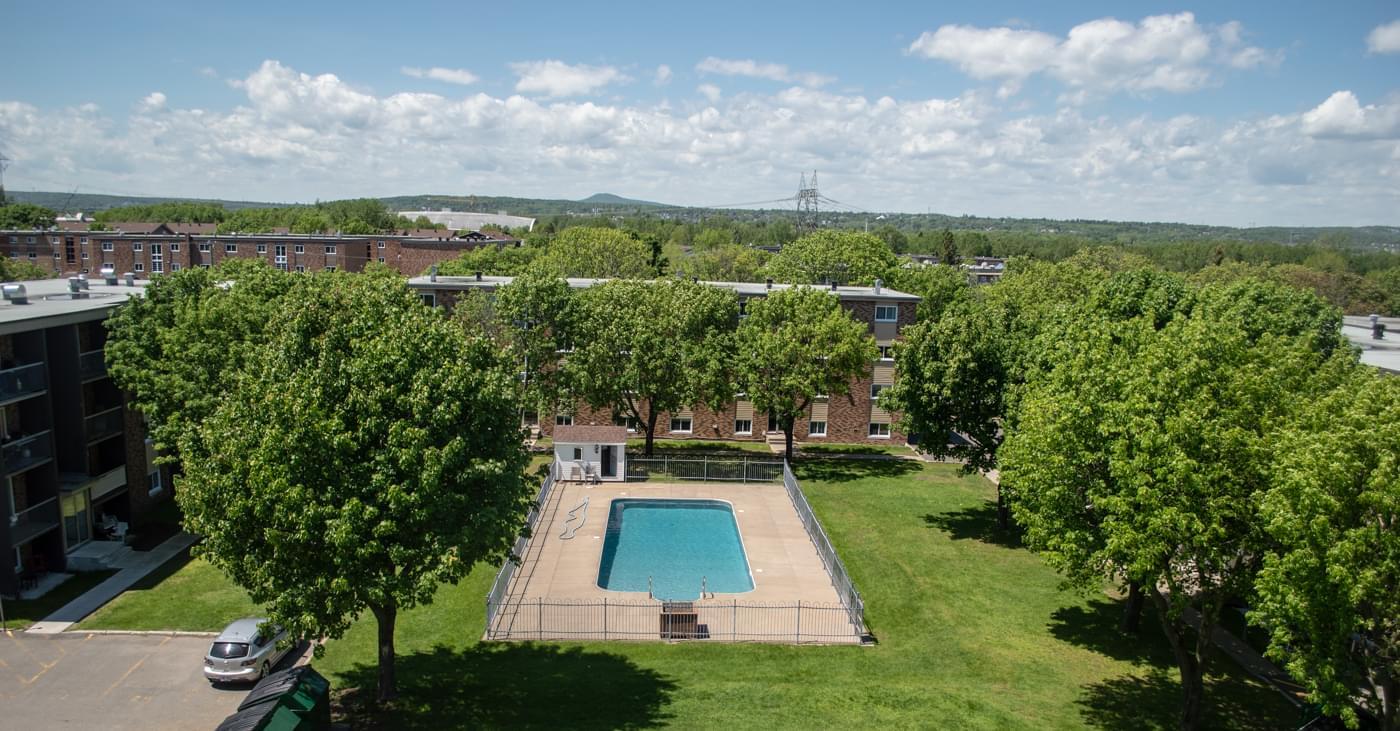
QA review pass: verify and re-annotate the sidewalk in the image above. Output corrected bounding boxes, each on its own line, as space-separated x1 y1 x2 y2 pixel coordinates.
1182 606 1304 708
26 531 200 634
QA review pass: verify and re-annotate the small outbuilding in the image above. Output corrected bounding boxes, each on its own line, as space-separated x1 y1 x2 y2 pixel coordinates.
554 425 627 482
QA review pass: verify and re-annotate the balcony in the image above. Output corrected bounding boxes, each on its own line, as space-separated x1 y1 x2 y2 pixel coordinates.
79 349 108 381
8 496 60 545
3 431 53 474
85 406 124 443
0 362 47 404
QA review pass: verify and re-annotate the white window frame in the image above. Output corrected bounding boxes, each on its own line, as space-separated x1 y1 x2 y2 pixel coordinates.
132 242 144 252
171 263 182 272
324 266 336 272
81 251 89 259
148 470 164 496
669 417 692 433
294 244 305 254
325 245 337 255
169 242 180 252
869 422 891 438
735 419 753 435
101 241 114 251
225 243 238 253
878 345 894 360
134 262 145 272
198 242 212 252
808 420 827 437
875 305 898 322
377 240 386 249
870 384 888 400
256 243 267 254
377 257 385 263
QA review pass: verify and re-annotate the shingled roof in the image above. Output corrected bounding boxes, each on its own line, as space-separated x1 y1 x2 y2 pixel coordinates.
553 425 628 444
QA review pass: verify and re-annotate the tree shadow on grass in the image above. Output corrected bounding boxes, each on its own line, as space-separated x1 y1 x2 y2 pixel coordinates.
921 503 1022 548
331 642 677 730
793 458 921 484
1049 598 1304 730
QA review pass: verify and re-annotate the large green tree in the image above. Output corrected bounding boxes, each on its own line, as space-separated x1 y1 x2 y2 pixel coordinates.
566 279 737 455
763 230 897 286
177 271 531 702
105 260 298 459
491 270 577 416
0 202 56 229
537 227 656 279
735 286 876 460
1253 370 1400 730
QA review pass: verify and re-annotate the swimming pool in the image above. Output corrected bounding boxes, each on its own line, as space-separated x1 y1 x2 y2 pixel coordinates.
596 498 754 600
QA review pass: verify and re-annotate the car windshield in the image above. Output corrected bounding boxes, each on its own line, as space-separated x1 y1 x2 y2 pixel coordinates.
210 642 249 659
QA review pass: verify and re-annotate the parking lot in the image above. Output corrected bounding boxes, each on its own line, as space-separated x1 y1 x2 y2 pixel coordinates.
0 631 301 730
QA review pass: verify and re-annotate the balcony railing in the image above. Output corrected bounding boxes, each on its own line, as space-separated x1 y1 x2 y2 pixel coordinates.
8 496 60 546
2 430 53 474
0 362 47 402
85 406 124 442
79 349 108 381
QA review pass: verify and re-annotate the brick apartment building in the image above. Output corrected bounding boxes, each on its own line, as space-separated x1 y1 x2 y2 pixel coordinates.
0 275 170 598
410 274 920 446
1 222 518 279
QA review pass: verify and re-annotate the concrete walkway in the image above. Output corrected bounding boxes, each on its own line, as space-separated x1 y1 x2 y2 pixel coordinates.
26 532 200 634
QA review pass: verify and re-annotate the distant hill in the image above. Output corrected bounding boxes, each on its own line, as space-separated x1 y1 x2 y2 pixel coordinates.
579 193 667 207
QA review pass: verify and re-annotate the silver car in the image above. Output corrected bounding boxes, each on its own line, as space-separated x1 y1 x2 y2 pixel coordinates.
203 618 291 684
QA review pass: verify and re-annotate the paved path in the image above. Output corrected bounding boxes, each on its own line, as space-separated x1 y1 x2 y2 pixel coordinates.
26 532 200 634
1182 606 1304 708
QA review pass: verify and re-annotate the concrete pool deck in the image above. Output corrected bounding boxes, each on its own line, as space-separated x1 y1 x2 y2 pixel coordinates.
488 479 859 643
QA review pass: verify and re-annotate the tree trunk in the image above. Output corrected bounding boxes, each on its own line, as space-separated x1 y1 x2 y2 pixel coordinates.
784 426 794 463
1376 673 1397 731
1147 586 1205 731
1120 582 1145 635
644 408 658 457
370 601 398 703
995 484 1009 530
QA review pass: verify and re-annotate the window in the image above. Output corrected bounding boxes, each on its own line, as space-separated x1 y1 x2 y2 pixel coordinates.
225 243 238 253
169 242 179 252
80 237 88 245
878 345 894 360
81 250 89 259
148 470 164 496
198 242 211 252
875 305 898 322
132 242 143 252
735 419 753 435
150 243 163 273
870 384 888 400
25 236 35 244
738 299 748 316
274 245 288 271
572 447 582 460
256 243 267 253
324 266 336 272
869 423 891 438
134 263 144 272
325 245 337 255
377 257 385 263
101 241 113 251
377 240 385 249
419 293 435 307
294 244 305 254
670 417 692 433
556 414 573 426
809 421 827 436
27 252 35 259
295 265 305 273
626 416 639 432
171 263 182 272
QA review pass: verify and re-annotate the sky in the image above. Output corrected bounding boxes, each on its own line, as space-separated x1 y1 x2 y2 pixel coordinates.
2 1 1398 227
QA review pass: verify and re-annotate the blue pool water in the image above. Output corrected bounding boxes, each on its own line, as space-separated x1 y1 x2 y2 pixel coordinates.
597 498 754 600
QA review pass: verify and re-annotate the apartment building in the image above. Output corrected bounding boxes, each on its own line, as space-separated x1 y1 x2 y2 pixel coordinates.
0 224 519 279
0 275 168 598
409 274 920 446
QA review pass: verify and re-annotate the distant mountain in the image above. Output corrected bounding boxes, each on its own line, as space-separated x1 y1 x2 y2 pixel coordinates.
579 193 667 207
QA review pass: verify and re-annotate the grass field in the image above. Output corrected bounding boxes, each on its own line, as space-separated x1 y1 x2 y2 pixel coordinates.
310 460 1298 730
1 570 116 630
78 550 260 632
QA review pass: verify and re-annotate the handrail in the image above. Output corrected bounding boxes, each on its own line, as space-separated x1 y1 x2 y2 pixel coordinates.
11 495 58 524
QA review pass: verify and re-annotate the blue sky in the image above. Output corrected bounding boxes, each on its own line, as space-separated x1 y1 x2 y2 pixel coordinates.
3 1 1398 226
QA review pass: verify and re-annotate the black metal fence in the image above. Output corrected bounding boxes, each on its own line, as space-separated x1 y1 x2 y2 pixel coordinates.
485 597 862 643
625 454 783 483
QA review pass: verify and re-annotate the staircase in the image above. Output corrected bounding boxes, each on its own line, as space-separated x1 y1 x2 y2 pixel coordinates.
65 539 136 571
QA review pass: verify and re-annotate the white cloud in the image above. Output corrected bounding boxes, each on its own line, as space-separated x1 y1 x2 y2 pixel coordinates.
510 60 628 98
197 66 218 78
401 66 479 86
1301 91 1400 140
1 59 1396 227
654 64 672 86
695 57 833 87
697 83 722 103
140 92 167 111
1367 20 1400 54
909 13 1280 96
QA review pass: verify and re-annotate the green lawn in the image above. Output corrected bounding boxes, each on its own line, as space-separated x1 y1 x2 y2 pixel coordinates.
79 550 260 632
1 570 116 631
310 460 1298 730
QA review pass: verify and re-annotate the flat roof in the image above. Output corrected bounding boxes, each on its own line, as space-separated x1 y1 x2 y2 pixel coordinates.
1342 315 1400 374
409 275 921 302
0 276 147 333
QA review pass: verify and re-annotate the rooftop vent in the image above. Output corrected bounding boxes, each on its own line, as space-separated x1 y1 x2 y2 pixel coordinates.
830 281 838 291
874 278 883 295
124 272 135 287
100 265 117 285
2 283 29 305
474 270 482 281
68 277 89 299
430 265 438 283
765 278 773 290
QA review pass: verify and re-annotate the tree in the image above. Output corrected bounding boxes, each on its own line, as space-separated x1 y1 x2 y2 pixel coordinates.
177 271 531 702
672 244 769 283
0 257 54 282
938 229 960 267
438 244 541 277
763 230 897 286
1001 310 1337 730
888 264 971 323
1253 371 1400 730
537 227 655 279
0 202 56 229
872 224 909 254
735 287 876 460
491 270 577 416
105 260 299 459
567 279 736 455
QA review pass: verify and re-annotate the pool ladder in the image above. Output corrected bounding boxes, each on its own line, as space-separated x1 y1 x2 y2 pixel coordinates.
701 576 714 600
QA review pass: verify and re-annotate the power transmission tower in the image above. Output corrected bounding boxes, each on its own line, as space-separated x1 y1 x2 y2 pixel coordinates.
0 154 9 205
795 171 819 232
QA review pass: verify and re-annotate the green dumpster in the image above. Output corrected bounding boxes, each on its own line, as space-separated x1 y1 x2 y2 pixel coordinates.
215 665 332 731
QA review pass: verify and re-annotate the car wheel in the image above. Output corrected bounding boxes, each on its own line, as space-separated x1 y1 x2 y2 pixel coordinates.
259 662 269 680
